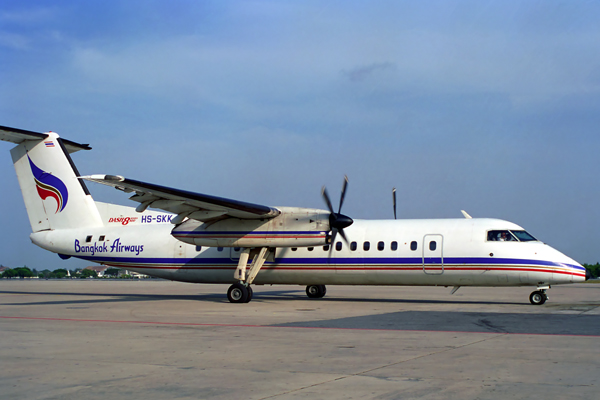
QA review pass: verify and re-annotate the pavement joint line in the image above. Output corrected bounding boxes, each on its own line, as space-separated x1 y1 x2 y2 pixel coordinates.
1 315 600 337
257 334 508 399
577 306 600 315
355 333 507 377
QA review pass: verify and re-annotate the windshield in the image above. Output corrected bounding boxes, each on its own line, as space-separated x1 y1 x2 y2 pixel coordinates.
487 230 537 242
510 230 537 242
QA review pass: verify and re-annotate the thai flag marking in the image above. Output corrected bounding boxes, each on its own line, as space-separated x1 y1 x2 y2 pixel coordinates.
44 141 55 147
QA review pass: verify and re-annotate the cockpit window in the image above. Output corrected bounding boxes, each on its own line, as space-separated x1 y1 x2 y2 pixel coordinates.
511 230 537 242
487 230 537 242
488 230 516 241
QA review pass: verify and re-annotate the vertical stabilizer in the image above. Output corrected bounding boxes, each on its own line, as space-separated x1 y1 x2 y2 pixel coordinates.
5 129 102 232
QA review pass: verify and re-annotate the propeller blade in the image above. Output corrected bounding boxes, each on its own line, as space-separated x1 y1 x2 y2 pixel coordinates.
322 176 354 259
328 229 338 259
338 228 349 245
392 187 397 220
338 175 349 214
321 186 335 214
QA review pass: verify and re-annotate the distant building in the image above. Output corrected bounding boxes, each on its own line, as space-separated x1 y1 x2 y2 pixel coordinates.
117 269 148 279
83 266 110 277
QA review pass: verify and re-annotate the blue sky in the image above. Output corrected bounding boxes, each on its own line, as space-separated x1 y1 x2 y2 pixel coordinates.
1 0 599 269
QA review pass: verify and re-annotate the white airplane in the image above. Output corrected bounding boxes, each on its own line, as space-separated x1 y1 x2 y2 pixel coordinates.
0 125 590 304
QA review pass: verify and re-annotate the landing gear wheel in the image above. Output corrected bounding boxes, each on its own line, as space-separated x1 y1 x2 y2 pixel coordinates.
246 286 253 303
306 285 326 299
529 290 547 305
227 283 249 303
318 285 326 297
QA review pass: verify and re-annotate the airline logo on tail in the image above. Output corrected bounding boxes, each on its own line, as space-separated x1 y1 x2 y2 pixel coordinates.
27 156 69 213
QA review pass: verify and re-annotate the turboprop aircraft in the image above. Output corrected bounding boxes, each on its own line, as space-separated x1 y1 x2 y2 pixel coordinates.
0 125 590 304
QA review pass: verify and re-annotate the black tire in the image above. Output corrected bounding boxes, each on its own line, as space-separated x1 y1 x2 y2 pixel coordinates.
227 283 249 303
529 291 547 305
246 286 253 303
318 285 327 297
306 285 326 299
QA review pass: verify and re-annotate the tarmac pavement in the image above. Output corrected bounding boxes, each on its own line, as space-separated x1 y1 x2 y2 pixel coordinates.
0 280 598 399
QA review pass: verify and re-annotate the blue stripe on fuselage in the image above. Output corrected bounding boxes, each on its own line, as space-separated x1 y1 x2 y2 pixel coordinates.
71 254 584 271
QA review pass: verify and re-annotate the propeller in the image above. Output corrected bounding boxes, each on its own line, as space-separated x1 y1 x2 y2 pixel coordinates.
322 176 354 256
392 187 397 220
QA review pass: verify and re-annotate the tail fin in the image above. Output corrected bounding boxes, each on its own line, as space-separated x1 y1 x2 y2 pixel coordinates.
1 125 103 232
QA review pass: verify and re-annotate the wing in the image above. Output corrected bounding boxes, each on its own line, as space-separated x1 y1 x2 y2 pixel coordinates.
81 174 281 223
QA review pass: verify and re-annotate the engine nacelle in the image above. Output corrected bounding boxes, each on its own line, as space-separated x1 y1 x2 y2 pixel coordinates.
171 207 330 248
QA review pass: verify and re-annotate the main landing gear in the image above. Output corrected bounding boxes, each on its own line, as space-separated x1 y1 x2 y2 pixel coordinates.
529 289 549 305
306 285 326 299
227 282 253 303
227 247 268 303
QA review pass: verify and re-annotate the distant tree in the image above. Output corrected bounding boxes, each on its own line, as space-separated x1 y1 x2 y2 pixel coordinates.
38 270 52 279
13 267 34 278
51 269 68 279
583 263 600 279
79 269 97 279
104 267 119 277
2 268 16 279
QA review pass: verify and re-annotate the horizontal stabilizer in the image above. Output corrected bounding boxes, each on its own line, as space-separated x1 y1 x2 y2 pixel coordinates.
0 125 91 153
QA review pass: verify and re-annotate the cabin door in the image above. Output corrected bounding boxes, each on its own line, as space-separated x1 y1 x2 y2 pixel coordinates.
422 234 444 275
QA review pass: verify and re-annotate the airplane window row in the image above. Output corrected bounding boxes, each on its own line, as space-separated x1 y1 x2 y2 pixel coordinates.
197 241 434 253
288 240 420 252
217 240 429 253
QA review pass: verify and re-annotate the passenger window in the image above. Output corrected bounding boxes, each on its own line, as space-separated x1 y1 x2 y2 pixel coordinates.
308 247 314 251
364 241 370 251
86 235 93 243
323 245 330 251
99 235 106 241
410 241 417 251
350 241 357 251
429 241 436 251
195 246 202 252
377 241 384 251
391 241 398 251
217 247 224 252
234 247 241 252
291 248 297 251
336 242 342 251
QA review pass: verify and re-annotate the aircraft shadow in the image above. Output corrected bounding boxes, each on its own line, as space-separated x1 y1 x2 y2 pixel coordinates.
0 290 226 306
273 310 600 336
1 289 522 306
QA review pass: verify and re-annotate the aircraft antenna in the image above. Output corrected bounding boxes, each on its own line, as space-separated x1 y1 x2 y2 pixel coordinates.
392 187 397 220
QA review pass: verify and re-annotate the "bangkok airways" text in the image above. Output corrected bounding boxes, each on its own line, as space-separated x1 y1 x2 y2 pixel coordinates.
74 237 144 256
